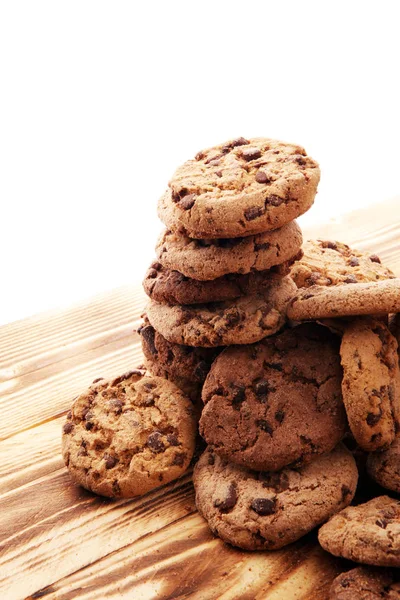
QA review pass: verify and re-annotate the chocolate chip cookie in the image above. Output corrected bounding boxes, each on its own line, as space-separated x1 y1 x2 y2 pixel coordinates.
367 436 400 493
156 221 303 281
62 370 196 498
137 318 221 382
287 280 400 321
194 444 357 551
200 324 346 471
291 240 394 288
319 496 400 567
142 260 293 305
340 318 399 451
329 567 400 600
158 137 320 238
146 276 296 347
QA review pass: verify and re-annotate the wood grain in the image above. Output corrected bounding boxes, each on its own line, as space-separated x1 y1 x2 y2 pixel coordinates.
1 199 399 600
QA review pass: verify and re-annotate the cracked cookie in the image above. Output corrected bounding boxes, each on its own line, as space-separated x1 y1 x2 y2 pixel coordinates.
137 318 221 382
62 370 197 498
146 276 296 347
319 496 400 567
193 444 357 551
158 137 320 238
200 323 346 471
142 260 293 305
329 567 400 600
156 221 303 281
291 240 394 288
367 436 400 493
340 318 399 451
287 279 400 321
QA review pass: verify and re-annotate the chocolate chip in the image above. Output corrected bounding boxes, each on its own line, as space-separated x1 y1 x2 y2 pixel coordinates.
275 410 285 423
92 377 104 384
147 268 158 279
257 419 273 435
341 485 352 501
376 518 388 529
321 241 338 250
208 452 215 465
108 399 123 413
111 371 137 386
143 381 156 391
255 171 270 183
214 483 237 512
349 257 360 267
172 452 186 466
215 170 223 177
250 497 277 516
254 379 269 399
85 421 94 431
147 431 165 453
205 153 223 165
254 241 271 251
151 261 162 270
367 412 382 426
258 472 289 492
179 194 196 210
77 447 87 457
265 195 284 207
222 137 249 152
242 147 262 161
66 411 72 420
294 155 306 166
104 454 118 469
370 254 381 264
244 206 264 221
63 422 74 434
167 433 179 446
84 410 94 421
232 385 246 409
344 274 358 284
112 480 121 496
140 325 157 355
194 360 210 381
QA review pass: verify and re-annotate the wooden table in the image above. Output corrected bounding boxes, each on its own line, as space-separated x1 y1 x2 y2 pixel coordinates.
1 198 399 600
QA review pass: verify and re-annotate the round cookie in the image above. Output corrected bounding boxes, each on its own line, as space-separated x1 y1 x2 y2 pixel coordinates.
193 445 357 551
200 323 346 471
291 240 394 288
137 318 221 382
156 221 303 281
142 260 293 305
146 276 296 348
319 496 400 567
367 436 400 493
158 137 320 239
287 279 400 321
62 370 197 498
340 318 399 451
329 567 400 600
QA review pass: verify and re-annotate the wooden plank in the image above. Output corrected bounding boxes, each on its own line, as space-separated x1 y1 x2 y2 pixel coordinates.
1 198 400 600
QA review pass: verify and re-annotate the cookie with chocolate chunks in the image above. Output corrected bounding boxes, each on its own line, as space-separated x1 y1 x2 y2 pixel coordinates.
62 370 196 497
200 323 346 471
319 496 400 567
158 137 320 238
146 276 296 347
193 445 357 551
340 318 399 451
156 221 303 281
291 239 394 288
142 260 293 305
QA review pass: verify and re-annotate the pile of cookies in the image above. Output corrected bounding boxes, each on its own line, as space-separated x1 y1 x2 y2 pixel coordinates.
62 136 400 597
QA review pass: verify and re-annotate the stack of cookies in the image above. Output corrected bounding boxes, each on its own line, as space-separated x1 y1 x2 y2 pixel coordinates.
139 136 319 405
62 135 400 597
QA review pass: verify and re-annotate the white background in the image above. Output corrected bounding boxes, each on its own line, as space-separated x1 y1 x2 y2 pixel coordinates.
1 1 399 325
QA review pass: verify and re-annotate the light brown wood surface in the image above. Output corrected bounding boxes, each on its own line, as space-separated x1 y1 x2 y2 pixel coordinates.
1 198 399 600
